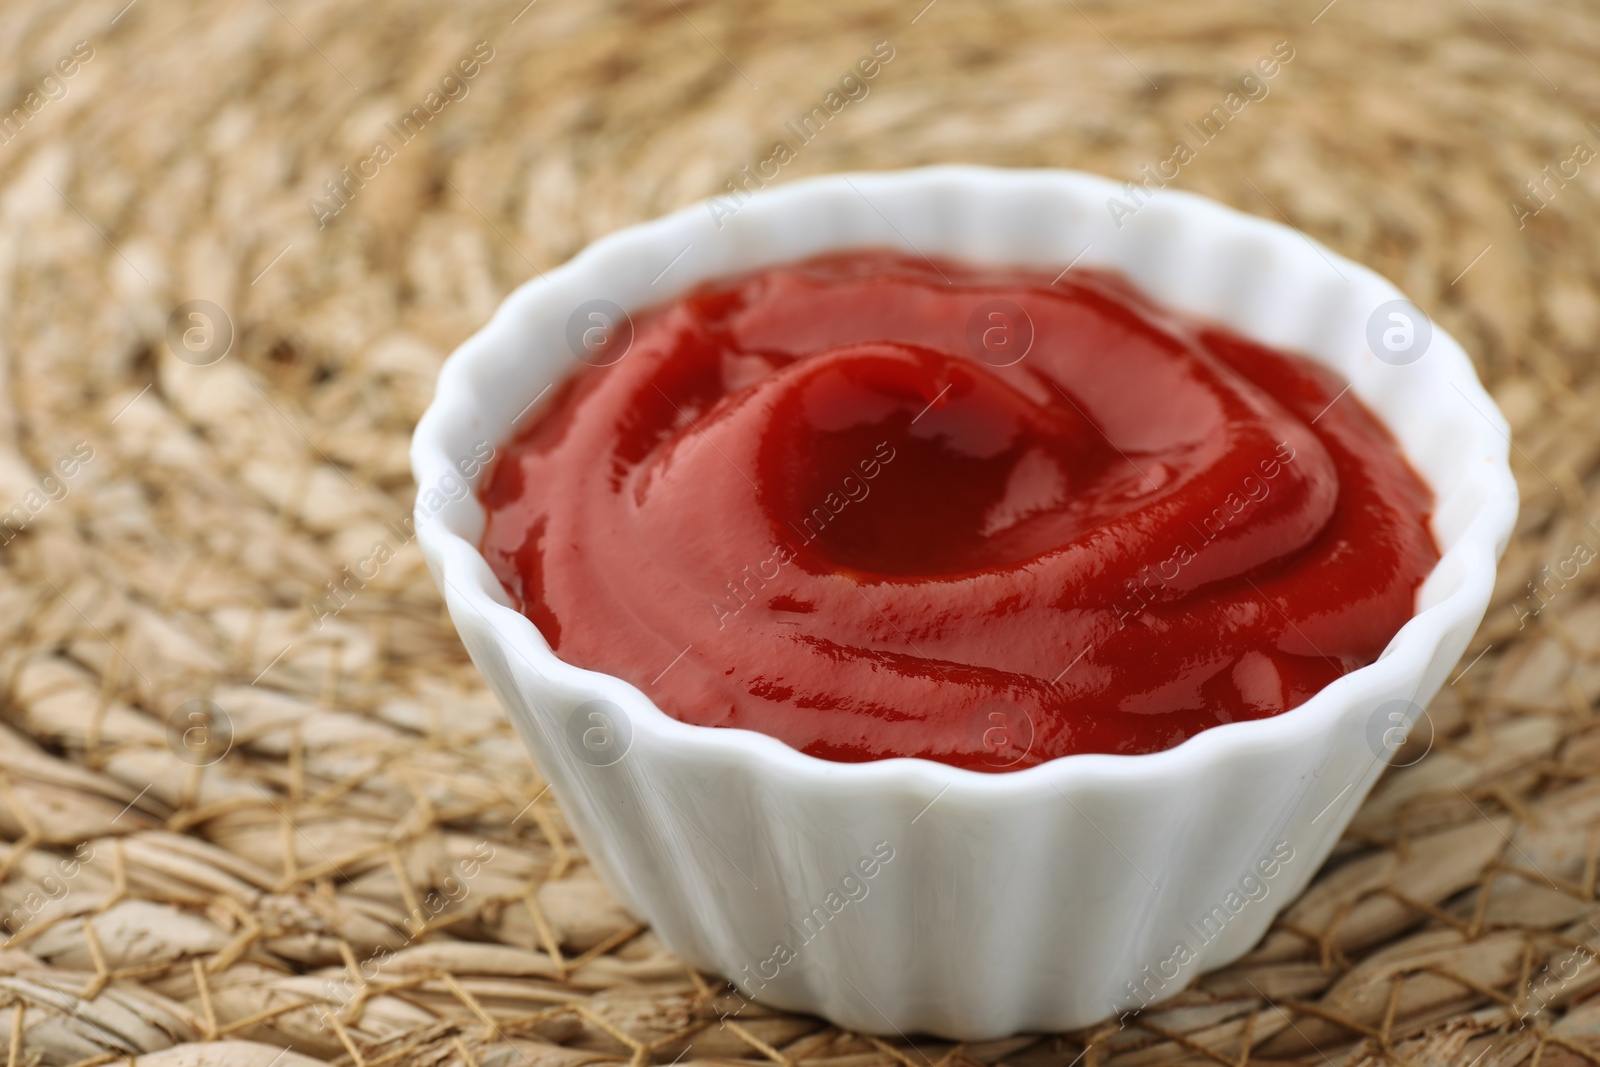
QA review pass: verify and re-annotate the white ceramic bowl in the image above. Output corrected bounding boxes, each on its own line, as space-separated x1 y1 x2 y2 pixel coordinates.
411 166 1517 1039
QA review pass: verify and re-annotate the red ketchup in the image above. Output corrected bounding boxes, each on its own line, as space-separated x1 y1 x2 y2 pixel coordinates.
480 251 1437 770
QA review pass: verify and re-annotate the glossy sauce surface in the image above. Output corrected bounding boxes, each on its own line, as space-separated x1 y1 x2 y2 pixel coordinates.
481 251 1438 770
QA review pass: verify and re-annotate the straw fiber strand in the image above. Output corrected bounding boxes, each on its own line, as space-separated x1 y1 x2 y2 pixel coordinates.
0 0 1595 1063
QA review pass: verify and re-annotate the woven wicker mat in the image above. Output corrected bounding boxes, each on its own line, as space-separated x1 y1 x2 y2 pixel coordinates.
0 0 1595 1063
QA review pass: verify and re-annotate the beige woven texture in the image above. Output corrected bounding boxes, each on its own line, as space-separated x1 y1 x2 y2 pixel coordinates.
0 0 1595 1063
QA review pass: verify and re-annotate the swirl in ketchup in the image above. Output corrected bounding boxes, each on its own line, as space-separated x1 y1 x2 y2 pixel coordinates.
480 251 1437 771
